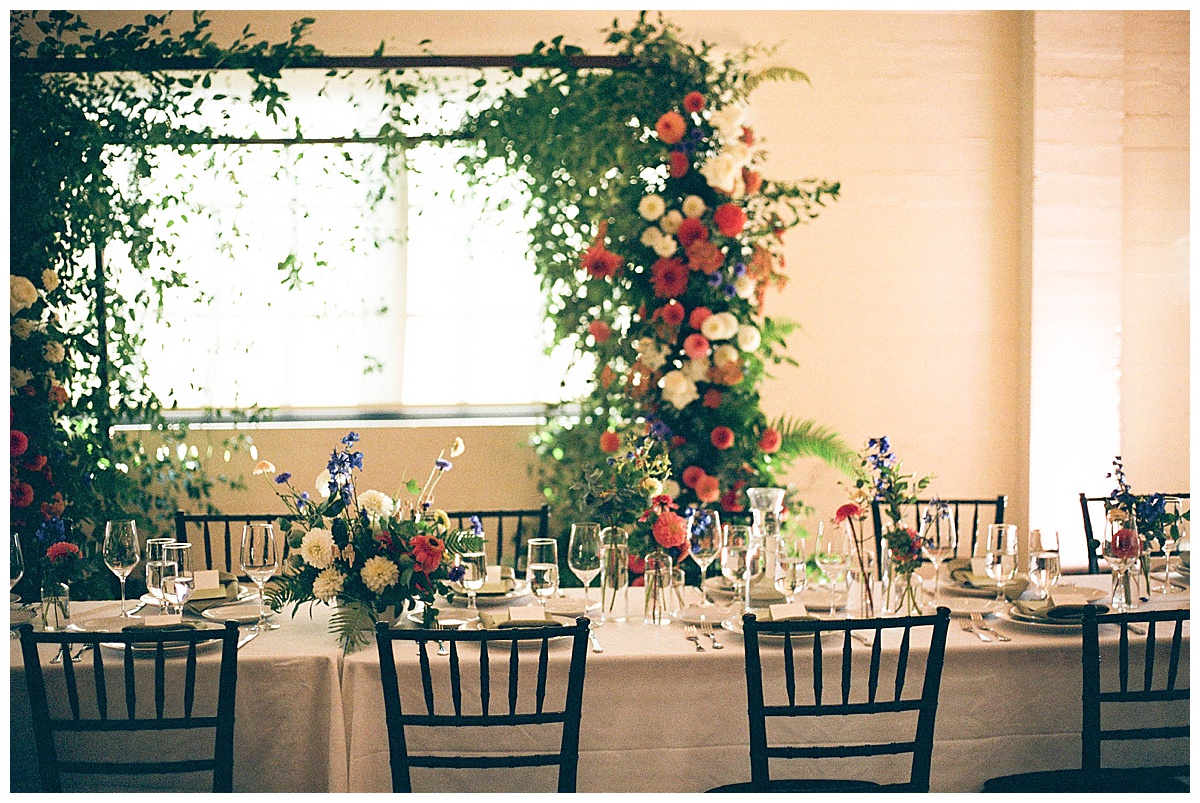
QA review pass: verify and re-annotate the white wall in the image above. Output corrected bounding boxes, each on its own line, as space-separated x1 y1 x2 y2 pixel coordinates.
77 10 1187 564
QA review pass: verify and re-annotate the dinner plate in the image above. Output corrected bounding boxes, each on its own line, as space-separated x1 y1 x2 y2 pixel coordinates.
10 608 35 627
67 618 225 655
443 579 531 606
1045 585 1107 604
459 613 576 631
923 597 1003 618
1001 602 1111 631
139 585 255 608
405 608 477 629
672 605 727 625
702 577 787 606
544 596 599 618
721 613 837 642
200 601 270 625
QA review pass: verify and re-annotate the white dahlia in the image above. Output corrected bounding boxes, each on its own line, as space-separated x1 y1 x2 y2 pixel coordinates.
361 556 400 594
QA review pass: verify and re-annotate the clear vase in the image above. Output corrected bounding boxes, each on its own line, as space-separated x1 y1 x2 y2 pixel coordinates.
40 582 71 631
747 487 786 587
845 521 878 617
599 527 630 624
888 569 922 616
643 550 673 625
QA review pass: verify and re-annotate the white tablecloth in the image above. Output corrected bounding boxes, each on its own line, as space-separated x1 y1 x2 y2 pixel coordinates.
11 575 1189 793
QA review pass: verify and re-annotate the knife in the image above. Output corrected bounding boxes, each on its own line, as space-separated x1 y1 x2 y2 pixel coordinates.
237 631 260 650
126 601 149 617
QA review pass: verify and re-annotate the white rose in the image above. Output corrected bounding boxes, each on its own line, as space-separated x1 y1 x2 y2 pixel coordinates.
659 210 683 235
315 469 332 498
725 141 753 169
312 568 345 602
357 489 395 521
42 341 65 363
737 324 762 352
12 319 36 340
701 311 739 341
634 338 669 372
681 195 707 219
361 556 400 594
681 356 710 383
10 276 37 315
700 154 739 194
640 226 663 248
734 274 757 300
660 370 699 410
300 528 336 569
651 235 678 258
638 194 666 221
713 344 739 367
41 269 60 294
710 105 746 141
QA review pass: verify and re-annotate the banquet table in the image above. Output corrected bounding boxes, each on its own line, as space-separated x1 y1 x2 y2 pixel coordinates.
10 573 1190 793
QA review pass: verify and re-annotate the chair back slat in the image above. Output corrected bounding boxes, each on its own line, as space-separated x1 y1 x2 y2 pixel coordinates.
223 521 233 575
17 622 240 792
174 511 292 574
417 643 434 715
155 644 167 718
446 506 551 572
1167 619 1183 691
1118 626 1129 693
202 521 214 572
741 609 951 792
374 618 590 793
1143 622 1156 693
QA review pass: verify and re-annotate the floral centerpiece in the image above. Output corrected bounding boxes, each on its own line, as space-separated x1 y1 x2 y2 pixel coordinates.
263 433 483 652
1105 456 1187 549
839 437 931 615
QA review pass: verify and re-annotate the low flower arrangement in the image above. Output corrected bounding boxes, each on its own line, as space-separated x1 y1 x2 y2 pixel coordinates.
263 433 483 653
1104 455 1187 551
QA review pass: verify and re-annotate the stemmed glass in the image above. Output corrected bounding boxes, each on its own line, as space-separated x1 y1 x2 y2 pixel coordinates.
144 537 176 615
526 538 559 608
774 535 808 603
814 526 853 618
160 543 195 615
567 523 601 609
687 508 722 606
1027 529 1061 601
103 520 142 617
455 545 487 618
240 523 280 631
1159 497 1184 594
11 531 24 596
919 503 958 601
983 524 1018 605
721 524 764 614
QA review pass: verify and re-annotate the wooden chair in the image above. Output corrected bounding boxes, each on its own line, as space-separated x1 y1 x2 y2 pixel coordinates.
709 607 952 792
870 496 1007 576
444 505 550 571
983 606 1189 792
374 617 590 792
174 511 290 574
1080 493 1189 574
17 621 240 792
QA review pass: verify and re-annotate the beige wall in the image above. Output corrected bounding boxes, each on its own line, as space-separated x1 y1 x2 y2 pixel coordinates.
81 11 1187 564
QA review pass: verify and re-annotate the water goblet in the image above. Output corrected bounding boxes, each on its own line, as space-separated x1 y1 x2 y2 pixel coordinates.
11 531 24 595
526 538 559 607
983 523 1018 605
918 503 958 601
568 523 601 609
160 543 195 615
1159 497 1184 593
455 547 487 617
240 523 280 631
103 520 141 617
814 527 853 618
1027 529 1061 601
687 508 721 606
721 524 754 611
144 537 176 615
774 536 808 603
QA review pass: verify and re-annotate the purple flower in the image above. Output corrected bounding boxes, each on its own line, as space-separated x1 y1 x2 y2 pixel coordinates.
648 419 672 441
349 451 364 471
342 432 360 445
469 515 484 536
448 565 466 583
298 492 309 511
274 472 292 484
435 458 452 471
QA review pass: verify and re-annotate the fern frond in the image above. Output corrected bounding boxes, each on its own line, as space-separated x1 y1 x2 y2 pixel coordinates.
774 417 860 478
743 66 810 95
330 599 377 654
444 528 485 555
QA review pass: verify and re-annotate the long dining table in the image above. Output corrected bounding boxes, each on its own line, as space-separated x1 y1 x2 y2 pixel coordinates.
9 572 1190 793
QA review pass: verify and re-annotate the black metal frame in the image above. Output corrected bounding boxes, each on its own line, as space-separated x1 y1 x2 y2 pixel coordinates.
713 607 951 792
374 617 590 793
174 511 291 574
17 621 240 793
870 496 1007 576
444 505 550 571
1079 492 1190 575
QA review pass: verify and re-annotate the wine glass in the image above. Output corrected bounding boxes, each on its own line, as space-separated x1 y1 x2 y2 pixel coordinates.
567 523 601 609
160 543 195 615
455 546 488 617
1027 529 1061 601
983 523 1018 605
1160 497 1184 593
240 523 280 631
687 508 722 606
720 524 753 609
919 503 958 601
144 537 176 614
814 526 853 618
526 538 559 607
11 531 24 595
775 536 808 603
103 520 141 617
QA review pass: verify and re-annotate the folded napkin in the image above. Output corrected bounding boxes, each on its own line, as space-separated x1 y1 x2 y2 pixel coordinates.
706 577 786 605
947 561 1028 600
452 566 515 596
122 621 198 633
478 609 553 629
183 571 240 615
1011 599 1109 623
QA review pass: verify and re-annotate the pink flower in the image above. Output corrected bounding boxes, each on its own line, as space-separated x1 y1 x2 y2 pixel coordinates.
681 466 706 489
410 534 445 574
655 111 686 144
710 426 735 451
834 503 862 524
683 333 711 361
599 431 620 453
675 218 709 249
11 482 34 508
688 306 713 330
581 221 622 280
650 257 689 298
695 475 720 504
1110 527 1140 560
669 151 689 178
758 428 782 454
655 301 685 327
46 541 81 563
652 510 688 549
702 389 723 409
11 430 28 458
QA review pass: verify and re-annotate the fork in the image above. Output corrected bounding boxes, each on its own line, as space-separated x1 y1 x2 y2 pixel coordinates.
683 624 705 652
698 620 722 649
971 612 1010 642
962 618 992 642
51 645 86 664
432 622 449 656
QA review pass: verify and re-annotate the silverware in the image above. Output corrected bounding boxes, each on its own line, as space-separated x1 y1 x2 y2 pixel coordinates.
433 622 449 656
51 645 86 664
1127 624 1146 636
851 632 874 648
125 601 148 617
683 624 705 652
962 620 992 642
236 631 259 650
971 612 1011 642
587 625 603 654
699 620 722 649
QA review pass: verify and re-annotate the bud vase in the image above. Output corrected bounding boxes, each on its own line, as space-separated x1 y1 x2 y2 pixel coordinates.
643 549 673 625
599 527 630 623
40 582 71 631
888 568 922 616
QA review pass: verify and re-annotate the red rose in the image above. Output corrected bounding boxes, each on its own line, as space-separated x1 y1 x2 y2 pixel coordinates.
675 218 709 249
652 510 688 549
683 333 711 361
655 111 687 144
628 553 646 575
588 320 612 343
599 430 621 453
743 168 762 195
688 306 713 329
720 488 745 513
655 301 685 326
710 426 735 450
713 204 748 238
757 428 782 454
834 503 862 524
11 482 34 508
11 430 28 458
669 150 689 178
23 454 47 472
1110 527 1141 560
702 389 723 409
410 534 445 574
599 365 616 390
695 474 720 504
650 257 689 298
681 465 706 489
683 91 705 113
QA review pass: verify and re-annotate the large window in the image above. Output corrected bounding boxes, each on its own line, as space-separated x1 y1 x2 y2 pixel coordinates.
117 70 587 415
